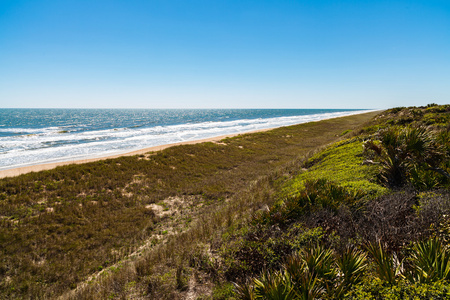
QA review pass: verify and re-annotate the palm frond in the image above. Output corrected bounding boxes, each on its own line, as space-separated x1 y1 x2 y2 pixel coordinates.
408 237 450 283
253 269 295 300
234 279 257 300
366 241 402 285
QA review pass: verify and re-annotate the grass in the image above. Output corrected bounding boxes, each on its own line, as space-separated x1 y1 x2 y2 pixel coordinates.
0 111 378 299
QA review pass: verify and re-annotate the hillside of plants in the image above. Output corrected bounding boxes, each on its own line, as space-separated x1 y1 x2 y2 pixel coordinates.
229 104 450 299
1 105 450 299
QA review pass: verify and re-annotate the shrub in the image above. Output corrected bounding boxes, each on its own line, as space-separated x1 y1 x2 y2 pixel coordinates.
364 125 450 189
346 278 450 299
406 237 450 283
262 179 362 227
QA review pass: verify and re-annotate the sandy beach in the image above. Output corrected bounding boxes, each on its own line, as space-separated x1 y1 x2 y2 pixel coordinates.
0 130 270 179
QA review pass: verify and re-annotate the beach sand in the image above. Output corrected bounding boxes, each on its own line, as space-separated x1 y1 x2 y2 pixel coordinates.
0 130 271 179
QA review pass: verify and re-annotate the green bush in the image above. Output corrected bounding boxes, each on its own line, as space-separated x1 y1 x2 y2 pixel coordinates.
346 278 450 299
364 125 450 189
266 179 362 226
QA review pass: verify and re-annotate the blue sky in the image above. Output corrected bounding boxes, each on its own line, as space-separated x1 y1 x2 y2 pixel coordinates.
0 0 449 109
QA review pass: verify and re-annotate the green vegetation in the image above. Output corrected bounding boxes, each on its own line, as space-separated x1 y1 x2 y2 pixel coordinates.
227 104 450 299
237 237 450 299
284 138 387 197
182 105 448 299
364 126 450 188
1 105 450 299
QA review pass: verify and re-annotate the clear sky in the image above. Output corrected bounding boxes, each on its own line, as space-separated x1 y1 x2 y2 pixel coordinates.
0 0 449 109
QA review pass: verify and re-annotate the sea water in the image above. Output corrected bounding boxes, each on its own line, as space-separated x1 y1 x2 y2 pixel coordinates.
0 108 370 170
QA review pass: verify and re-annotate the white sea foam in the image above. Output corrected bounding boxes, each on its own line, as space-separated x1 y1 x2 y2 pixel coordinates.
0 110 373 170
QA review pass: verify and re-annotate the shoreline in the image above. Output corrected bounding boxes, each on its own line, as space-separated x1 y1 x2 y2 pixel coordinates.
0 129 270 179
0 110 380 179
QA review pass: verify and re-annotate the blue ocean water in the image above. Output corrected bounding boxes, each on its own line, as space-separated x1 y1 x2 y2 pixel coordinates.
0 108 370 170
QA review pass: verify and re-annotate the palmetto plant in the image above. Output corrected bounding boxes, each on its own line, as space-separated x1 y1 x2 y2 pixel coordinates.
234 269 295 300
291 271 323 300
364 126 450 187
235 237 450 299
407 237 450 283
234 279 257 300
299 244 338 295
253 269 295 300
409 166 441 190
365 241 403 285
364 128 405 186
334 247 368 297
236 244 370 299
284 244 336 299
436 130 450 157
235 239 450 299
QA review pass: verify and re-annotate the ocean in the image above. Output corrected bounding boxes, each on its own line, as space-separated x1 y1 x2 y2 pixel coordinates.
0 108 370 170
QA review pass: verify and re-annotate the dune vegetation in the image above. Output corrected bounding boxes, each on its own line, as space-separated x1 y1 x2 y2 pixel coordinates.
1 105 449 299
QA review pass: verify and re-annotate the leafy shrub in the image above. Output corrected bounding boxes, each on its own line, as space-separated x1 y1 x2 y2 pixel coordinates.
345 278 450 300
406 237 450 283
346 278 450 299
260 179 363 227
223 225 324 282
236 244 368 300
366 242 402 285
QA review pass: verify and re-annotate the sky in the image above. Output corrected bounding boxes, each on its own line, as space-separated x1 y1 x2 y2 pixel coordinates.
0 0 449 109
